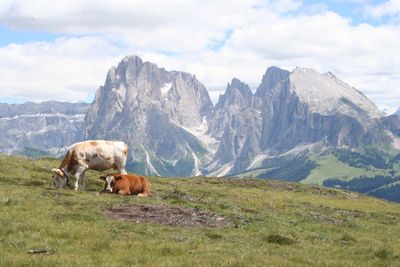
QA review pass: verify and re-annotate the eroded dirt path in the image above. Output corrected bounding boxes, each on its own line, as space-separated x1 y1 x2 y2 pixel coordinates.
103 204 228 228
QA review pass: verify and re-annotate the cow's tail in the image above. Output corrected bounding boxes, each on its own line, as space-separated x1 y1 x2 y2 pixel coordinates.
59 149 72 170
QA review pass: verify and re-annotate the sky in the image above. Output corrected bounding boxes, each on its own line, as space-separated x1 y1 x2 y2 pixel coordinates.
0 0 399 113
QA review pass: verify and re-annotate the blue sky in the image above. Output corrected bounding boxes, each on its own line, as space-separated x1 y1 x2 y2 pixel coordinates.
0 0 399 112
0 26 59 46
306 0 392 24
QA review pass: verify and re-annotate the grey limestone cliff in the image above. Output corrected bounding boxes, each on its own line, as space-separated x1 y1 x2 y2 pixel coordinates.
84 55 213 176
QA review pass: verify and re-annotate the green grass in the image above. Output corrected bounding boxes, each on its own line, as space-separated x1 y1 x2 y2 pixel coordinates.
303 154 388 185
1 154 400 266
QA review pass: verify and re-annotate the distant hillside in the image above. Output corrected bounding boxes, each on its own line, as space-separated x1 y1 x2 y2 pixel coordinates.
0 155 399 266
233 145 400 203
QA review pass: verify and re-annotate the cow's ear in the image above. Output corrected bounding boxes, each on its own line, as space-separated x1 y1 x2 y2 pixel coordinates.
52 168 64 177
115 176 123 180
99 176 106 180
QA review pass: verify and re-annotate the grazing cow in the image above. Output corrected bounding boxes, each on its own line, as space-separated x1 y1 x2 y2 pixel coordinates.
52 140 128 190
100 173 150 197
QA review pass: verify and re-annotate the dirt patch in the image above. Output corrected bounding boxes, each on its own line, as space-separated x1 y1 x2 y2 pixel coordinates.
103 204 228 228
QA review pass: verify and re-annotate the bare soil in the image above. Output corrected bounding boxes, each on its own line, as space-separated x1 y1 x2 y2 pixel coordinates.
103 204 228 228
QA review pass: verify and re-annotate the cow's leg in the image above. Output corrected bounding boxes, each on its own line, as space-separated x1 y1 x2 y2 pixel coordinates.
80 171 87 190
116 163 127 175
119 168 128 175
115 154 128 175
117 190 130 195
64 169 72 188
73 166 86 191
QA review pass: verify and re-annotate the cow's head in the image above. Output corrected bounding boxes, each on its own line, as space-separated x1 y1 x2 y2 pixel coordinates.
52 168 66 188
100 175 122 193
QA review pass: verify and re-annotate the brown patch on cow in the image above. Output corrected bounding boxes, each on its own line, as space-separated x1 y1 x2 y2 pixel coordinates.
58 150 73 169
90 141 98 146
67 150 79 172
103 204 228 228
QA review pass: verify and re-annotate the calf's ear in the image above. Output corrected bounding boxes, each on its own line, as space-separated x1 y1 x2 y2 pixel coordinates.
115 176 123 180
99 176 106 180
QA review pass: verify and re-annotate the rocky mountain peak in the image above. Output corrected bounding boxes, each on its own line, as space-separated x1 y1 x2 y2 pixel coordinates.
229 78 252 98
254 66 290 99
84 55 214 176
216 78 252 108
289 67 383 121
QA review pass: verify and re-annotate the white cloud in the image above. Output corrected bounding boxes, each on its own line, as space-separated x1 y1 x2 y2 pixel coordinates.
0 36 122 102
0 0 399 111
367 0 400 18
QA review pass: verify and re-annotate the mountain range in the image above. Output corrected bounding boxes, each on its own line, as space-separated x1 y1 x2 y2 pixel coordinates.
2 55 400 202
0 101 89 156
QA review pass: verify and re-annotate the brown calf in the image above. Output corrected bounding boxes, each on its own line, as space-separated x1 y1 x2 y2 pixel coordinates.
100 173 150 197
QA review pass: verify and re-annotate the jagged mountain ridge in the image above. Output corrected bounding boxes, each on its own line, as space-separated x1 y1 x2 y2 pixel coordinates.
2 55 400 181
83 56 400 177
207 66 396 175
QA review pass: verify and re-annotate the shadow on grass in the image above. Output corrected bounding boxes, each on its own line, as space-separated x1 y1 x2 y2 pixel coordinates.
264 234 296 245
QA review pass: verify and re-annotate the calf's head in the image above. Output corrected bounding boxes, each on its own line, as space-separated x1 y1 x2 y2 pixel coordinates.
52 168 66 188
100 175 122 193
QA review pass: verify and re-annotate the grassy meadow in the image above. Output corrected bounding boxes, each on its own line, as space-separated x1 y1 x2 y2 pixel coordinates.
1 154 400 266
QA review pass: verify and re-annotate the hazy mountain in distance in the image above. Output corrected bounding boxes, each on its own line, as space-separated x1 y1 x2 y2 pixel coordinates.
0 101 90 156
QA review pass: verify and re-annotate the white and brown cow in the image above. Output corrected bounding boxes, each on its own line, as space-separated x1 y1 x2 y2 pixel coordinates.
100 173 150 197
52 140 128 190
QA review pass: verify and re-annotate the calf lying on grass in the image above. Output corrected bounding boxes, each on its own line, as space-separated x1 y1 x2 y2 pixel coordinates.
100 173 150 197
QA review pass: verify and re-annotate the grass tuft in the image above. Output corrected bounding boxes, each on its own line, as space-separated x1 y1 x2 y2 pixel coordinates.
336 233 356 244
374 248 395 260
205 232 223 240
264 234 296 245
